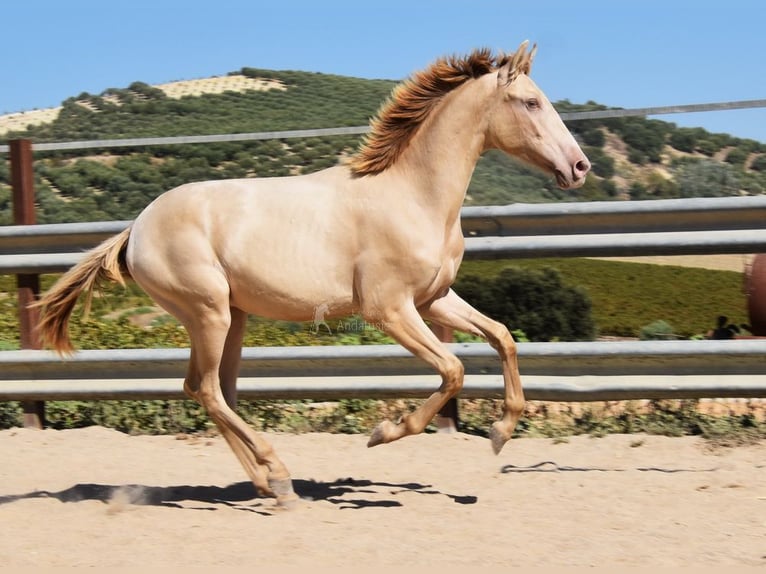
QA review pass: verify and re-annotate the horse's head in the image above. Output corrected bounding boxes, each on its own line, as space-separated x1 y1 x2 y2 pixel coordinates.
486 42 590 190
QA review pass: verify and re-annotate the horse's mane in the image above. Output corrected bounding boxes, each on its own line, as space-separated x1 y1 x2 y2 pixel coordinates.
349 46 531 177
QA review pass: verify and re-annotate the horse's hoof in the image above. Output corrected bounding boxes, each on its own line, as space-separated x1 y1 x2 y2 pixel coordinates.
268 476 297 508
367 420 394 447
275 492 301 510
489 421 511 455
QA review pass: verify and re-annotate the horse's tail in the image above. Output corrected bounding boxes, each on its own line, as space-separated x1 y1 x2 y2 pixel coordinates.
33 226 133 355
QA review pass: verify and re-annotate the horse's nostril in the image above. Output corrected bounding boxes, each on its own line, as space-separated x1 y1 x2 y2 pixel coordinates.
574 159 590 177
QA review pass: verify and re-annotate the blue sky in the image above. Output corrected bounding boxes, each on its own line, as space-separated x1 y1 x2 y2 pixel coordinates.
3 0 765 141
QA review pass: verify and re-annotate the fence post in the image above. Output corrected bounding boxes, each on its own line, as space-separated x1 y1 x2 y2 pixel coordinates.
431 324 459 432
10 139 45 429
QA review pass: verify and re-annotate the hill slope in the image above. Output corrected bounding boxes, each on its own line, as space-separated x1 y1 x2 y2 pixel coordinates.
1 68 765 225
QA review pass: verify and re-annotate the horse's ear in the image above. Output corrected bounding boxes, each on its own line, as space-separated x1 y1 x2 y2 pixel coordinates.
497 57 513 86
527 43 538 72
497 40 536 86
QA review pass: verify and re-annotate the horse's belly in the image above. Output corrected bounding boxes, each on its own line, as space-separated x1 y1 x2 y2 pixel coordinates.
226 264 356 321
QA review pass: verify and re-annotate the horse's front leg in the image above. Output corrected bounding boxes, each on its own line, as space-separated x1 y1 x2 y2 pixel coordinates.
366 303 465 447
420 288 524 454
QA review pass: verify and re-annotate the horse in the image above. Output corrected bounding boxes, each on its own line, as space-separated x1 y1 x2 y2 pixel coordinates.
34 41 590 507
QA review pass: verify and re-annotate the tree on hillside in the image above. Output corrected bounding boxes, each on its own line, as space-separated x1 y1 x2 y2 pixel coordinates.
669 127 706 153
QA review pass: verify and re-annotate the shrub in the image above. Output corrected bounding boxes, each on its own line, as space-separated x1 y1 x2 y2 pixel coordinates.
724 147 748 166
674 159 741 197
749 155 766 172
669 127 703 153
639 320 677 340
454 267 595 342
581 127 605 148
584 146 615 179
695 139 720 156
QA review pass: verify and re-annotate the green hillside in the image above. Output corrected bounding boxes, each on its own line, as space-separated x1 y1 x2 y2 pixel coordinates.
1 67 765 225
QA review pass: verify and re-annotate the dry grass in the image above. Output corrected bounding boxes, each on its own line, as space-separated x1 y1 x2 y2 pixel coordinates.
590 254 754 273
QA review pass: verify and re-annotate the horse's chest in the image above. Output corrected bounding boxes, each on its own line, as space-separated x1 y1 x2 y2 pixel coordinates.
414 233 464 301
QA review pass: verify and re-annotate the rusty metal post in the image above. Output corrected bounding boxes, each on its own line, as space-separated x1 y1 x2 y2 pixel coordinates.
10 139 46 428
431 323 459 432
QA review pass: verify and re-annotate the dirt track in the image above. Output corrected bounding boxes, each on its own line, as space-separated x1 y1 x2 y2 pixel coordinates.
1 427 764 567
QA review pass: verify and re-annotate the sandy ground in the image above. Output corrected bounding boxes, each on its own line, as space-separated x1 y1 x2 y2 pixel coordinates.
591 254 754 273
0 426 764 568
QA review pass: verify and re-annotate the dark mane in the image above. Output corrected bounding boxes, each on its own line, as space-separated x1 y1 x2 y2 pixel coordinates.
349 48 511 177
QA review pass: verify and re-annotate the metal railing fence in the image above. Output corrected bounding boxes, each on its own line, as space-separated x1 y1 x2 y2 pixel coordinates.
1 95 765 413
0 194 764 403
2 195 766 274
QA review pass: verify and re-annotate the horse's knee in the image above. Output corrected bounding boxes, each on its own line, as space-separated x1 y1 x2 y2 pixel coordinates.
503 330 518 359
488 321 517 359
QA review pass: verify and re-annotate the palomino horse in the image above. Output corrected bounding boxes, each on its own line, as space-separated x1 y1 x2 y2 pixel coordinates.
35 42 589 507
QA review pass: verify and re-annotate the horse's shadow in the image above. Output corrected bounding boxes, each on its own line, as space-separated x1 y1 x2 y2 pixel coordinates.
0 477 477 515
500 461 719 474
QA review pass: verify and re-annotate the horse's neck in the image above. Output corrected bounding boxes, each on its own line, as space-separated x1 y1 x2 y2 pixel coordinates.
391 75 493 224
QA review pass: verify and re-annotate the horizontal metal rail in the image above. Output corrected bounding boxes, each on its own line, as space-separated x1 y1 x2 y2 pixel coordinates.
1 375 763 403
1 340 765 400
463 229 766 259
2 99 765 154
0 126 371 154
1 196 765 273
0 220 129 255
460 195 766 236
4 340 765 379
3 196 766 253
2 228 764 275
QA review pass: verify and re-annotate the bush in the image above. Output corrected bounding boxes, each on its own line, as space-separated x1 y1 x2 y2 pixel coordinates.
724 147 748 166
584 146 615 179
639 320 677 340
627 148 647 165
669 127 703 153
674 159 741 197
454 267 595 342
613 118 668 163
695 139 720 156
581 127 605 147
750 155 766 172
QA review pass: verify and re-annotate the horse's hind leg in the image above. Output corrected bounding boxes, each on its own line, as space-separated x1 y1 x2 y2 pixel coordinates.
216 307 274 496
183 345 269 495
219 306 248 409
182 297 297 507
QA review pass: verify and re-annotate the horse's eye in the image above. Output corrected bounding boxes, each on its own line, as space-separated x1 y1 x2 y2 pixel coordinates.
525 98 540 111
